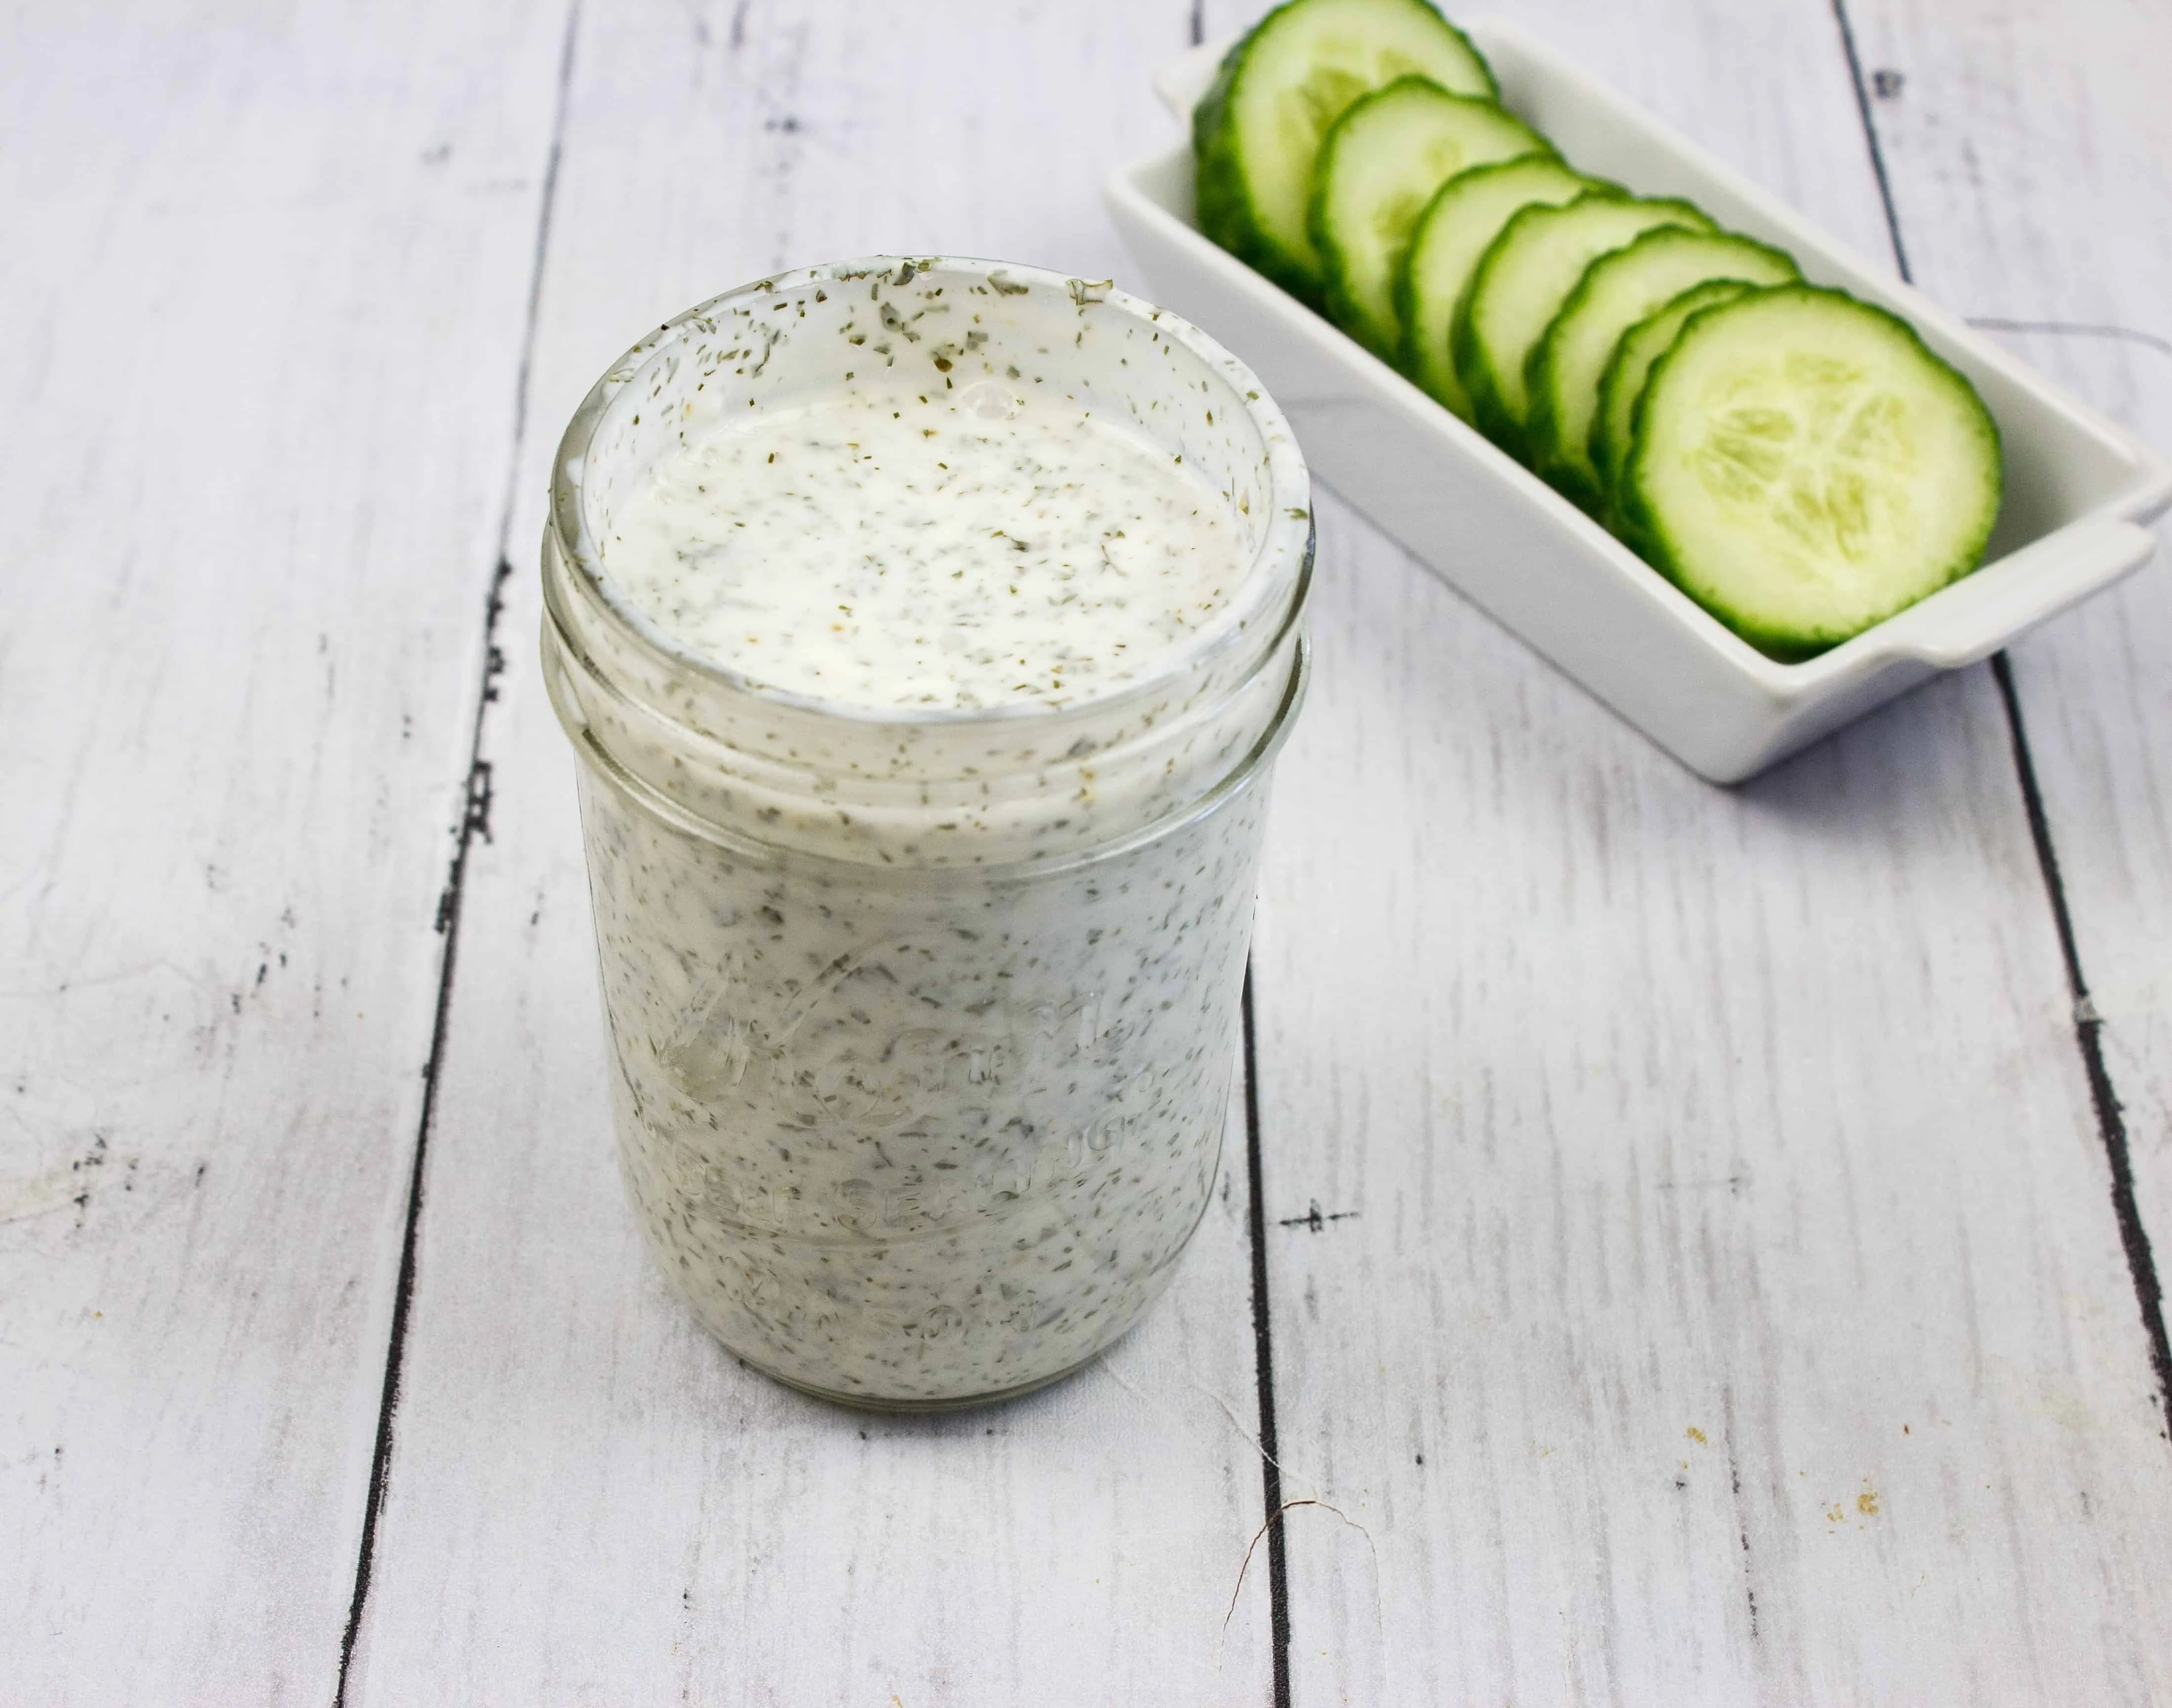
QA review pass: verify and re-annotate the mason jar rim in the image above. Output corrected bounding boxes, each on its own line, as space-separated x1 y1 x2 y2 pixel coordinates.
545 254 1313 733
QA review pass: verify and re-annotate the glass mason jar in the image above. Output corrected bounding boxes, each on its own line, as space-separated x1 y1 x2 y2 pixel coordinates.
541 257 1313 1409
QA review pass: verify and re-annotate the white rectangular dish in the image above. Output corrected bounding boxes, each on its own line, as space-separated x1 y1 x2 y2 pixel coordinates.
1105 19 2172 782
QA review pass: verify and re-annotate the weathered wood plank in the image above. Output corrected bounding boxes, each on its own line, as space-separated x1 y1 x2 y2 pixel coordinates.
1197 0 2172 1700
1257 488 2172 1706
1841 0 2172 1424
341 4 1281 1703
0 0 571 1699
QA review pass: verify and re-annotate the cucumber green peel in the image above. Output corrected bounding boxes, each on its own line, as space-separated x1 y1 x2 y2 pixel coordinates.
1310 78 1551 360
1592 278 1752 522
1455 193 1712 456
1397 155 1601 418
1622 285 2002 659
1529 227 1799 512
1194 0 1495 302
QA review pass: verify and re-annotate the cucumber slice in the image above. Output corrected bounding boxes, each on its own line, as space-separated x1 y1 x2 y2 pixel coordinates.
1310 79 1551 360
1529 227 1799 510
1193 0 1497 302
1591 278 1752 515
1456 193 1712 456
1623 285 2002 659
1398 155 1599 419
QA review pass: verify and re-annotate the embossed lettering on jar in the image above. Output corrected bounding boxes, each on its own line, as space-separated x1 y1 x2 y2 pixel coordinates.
543 257 1312 1409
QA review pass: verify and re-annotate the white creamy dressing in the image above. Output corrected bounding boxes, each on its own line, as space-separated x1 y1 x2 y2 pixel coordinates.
559 267 1305 1409
602 380 1242 709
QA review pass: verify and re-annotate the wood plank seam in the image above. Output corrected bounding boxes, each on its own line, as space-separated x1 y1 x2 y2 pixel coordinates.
1720 1386 1759 1640
1209 0 1295 1690
1829 0 2172 1445
1204 0 1296 1687
1826 0 1912 281
332 7 585 1701
1966 320 2172 365
1241 966 1295 1708
1991 653 2172 1442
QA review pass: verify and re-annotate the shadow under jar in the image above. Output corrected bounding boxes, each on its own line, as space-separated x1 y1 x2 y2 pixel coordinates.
542 257 1313 1410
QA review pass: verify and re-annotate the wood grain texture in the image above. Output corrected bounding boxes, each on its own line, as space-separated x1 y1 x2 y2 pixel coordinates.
339 4 1281 1703
1256 488 2172 1707
0 1 570 1700
1200 0 2172 1702
12 0 2172 1701
1840 0 2172 1417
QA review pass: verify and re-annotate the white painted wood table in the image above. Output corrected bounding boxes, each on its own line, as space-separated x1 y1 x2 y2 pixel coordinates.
5 1 2169 1702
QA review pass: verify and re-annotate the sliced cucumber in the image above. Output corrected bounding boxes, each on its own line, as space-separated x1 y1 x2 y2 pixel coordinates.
1310 79 1550 360
1397 155 1600 419
1455 193 1711 455
1529 227 1799 510
1193 0 1496 302
1591 279 1754 517
1623 285 2002 659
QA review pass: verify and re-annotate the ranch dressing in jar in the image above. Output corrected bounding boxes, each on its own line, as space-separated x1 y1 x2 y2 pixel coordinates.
602 382 1242 712
543 258 1311 1408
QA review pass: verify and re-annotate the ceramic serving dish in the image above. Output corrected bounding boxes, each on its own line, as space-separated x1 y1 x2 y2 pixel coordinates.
1105 18 2172 782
